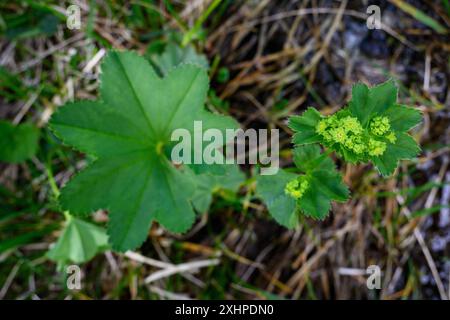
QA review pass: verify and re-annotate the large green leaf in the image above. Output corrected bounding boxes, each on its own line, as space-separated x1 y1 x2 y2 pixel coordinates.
0 120 39 163
50 51 238 251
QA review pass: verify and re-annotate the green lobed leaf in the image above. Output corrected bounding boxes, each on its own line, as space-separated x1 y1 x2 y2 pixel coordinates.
150 42 209 77
295 146 349 219
50 51 238 251
292 80 422 176
298 185 331 220
372 132 420 176
288 107 323 145
382 104 422 132
348 83 369 124
349 80 397 126
47 217 109 267
189 164 244 214
300 173 349 220
256 170 299 228
257 145 349 224
310 170 349 203
0 120 40 163
293 144 334 172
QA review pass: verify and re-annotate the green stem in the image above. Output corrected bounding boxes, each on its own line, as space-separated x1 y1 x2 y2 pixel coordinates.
63 210 71 221
46 165 60 198
182 0 222 46
46 164 72 221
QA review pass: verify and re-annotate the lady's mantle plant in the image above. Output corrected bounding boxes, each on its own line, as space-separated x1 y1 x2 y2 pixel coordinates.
289 80 422 176
49 51 238 252
50 48 422 251
257 80 422 225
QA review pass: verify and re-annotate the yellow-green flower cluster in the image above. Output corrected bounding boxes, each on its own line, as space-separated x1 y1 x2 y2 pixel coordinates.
386 132 397 143
367 116 397 155
316 114 396 157
316 115 365 154
285 176 309 200
370 116 390 136
367 138 386 156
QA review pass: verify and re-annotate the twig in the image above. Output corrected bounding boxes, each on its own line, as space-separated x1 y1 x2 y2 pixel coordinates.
125 250 206 288
144 259 220 284
124 250 173 269
148 285 192 300
13 92 39 125
0 262 21 299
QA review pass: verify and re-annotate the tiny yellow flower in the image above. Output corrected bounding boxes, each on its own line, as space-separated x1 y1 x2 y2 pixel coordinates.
341 116 363 135
368 138 386 156
316 117 335 142
330 127 347 143
370 116 390 136
386 131 397 143
341 134 365 154
285 176 309 200
316 120 328 135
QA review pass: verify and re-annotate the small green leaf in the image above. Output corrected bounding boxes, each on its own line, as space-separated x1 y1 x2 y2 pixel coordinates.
310 170 349 202
295 146 349 219
367 80 397 120
150 42 209 77
0 120 39 163
256 170 298 228
190 164 244 213
216 67 230 83
390 0 447 34
383 104 422 131
349 83 369 124
349 80 397 125
372 132 420 176
298 186 331 220
257 145 349 224
289 107 323 145
293 144 334 172
47 217 109 267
